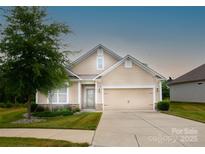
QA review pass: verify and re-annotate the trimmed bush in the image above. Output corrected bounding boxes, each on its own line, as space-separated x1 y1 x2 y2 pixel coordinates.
36 106 47 112
55 108 71 112
31 103 38 112
31 106 80 117
0 103 10 108
31 104 47 112
72 107 80 113
0 103 11 108
32 110 73 117
53 107 80 113
157 101 170 111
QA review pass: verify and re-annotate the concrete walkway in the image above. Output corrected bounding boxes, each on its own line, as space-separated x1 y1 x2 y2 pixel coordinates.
0 128 94 144
93 110 205 147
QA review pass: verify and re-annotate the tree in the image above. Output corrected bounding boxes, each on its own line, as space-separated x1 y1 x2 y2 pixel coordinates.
162 80 170 100
0 7 71 119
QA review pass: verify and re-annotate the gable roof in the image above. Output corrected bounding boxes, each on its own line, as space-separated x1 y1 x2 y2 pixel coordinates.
65 69 81 79
71 44 122 66
66 68 97 80
169 64 205 85
93 55 166 80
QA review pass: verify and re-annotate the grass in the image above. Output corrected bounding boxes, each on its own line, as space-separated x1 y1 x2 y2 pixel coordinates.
0 107 102 130
164 101 205 123
0 137 89 147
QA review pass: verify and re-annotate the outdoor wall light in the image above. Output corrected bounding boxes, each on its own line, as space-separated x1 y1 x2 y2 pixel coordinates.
98 87 101 93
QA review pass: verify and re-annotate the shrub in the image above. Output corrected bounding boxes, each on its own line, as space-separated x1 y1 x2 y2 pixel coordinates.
55 108 71 112
31 104 47 112
5 103 12 108
1 103 6 108
53 107 80 113
0 103 10 108
157 101 170 111
72 107 80 113
31 103 38 112
32 110 73 117
0 102 24 108
162 80 170 99
35 105 46 112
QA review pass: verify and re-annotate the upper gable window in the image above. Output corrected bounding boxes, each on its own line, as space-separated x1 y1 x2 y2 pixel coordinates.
97 56 104 70
124 59 132 68
96 48 104 70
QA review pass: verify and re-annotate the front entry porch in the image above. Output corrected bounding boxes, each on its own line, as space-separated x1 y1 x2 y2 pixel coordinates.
81 84 95 110
77 80 103 111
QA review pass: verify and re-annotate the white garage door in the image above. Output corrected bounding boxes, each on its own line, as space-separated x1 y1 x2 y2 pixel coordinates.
104 88 153 110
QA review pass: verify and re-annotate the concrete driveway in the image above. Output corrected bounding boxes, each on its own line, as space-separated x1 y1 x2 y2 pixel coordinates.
92 110 205 147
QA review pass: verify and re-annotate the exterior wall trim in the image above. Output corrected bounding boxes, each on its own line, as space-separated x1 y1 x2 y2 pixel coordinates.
78 81 81 108
67 87 69 104
35 91 38 104
95 81 98 105
66 69 81 80
47 94 49 104
153 88 156 110
102 85 155 89
102 88 104 111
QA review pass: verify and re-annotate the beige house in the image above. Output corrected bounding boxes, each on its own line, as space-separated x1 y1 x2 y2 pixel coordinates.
36 44 165 111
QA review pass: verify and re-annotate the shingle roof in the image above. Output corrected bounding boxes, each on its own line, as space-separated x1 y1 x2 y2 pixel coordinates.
65 69 80 79
77 74 98 80
71 44 122 66
66 44 166 81
169 64 205 85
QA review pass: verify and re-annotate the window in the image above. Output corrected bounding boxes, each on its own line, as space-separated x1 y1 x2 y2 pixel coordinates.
96 48 104 70
97 57 104 70
124 59 132 68
48 86 68 104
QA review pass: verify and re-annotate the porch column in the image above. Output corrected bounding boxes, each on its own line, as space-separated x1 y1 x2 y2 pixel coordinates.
95 81 98 105
159 81 162 101
78 81 81 108
153 87 156 111
35 91 38 104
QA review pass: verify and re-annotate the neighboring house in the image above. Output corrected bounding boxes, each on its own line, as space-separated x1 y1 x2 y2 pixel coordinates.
36 44 165 111
169 64 205 103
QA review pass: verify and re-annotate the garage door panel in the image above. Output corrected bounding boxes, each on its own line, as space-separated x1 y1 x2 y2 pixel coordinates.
104 89 153 110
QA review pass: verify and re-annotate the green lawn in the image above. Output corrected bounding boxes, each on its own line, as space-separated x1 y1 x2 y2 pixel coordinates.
0 137 89 147
0 107 102 130
165 102 205 123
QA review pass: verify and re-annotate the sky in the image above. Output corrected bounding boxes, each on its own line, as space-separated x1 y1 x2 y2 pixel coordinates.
1 7 205 78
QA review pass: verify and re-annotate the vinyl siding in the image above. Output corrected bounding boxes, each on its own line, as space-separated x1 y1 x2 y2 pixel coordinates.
95 62 160 104
71 50 118 75
170 81 205 102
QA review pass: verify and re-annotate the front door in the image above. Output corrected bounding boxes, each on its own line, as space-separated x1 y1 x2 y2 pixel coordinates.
85 88 95 109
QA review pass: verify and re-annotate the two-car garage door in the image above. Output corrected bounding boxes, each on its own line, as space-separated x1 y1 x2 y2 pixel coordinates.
104 88 153 110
